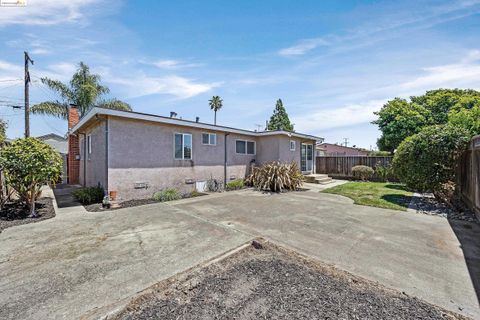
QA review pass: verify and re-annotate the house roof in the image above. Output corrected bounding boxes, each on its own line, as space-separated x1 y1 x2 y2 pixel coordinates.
37 133 66 141
71 107 323 142
316 142 369 152
37 133 68 154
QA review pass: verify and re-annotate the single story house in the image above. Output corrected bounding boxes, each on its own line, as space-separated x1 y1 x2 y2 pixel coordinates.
68 106 322 200
316 143 369 156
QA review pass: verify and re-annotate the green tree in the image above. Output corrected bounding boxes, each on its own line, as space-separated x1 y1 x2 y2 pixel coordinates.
393 125 470 193
209 95 223 125
372 98 429 152
267 99 294 131
373 89 480 151
0 119 7 145
448 105 480 137
0 138 62 216
31 62 132 119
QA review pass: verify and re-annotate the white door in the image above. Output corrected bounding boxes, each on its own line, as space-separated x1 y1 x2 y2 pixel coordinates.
301 144 313 173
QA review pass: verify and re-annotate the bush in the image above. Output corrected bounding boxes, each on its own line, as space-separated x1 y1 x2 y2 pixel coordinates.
245 161 304 192
226 179 244 191
375 164 396 182
153 189 181 202
0 138 62 216
352 165 374 181
73 186 105 205
393 125 470 193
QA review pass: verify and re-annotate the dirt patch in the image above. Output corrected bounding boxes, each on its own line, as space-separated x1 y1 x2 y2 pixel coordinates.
84 193 208 212
113 240 465 320
0 198 55 232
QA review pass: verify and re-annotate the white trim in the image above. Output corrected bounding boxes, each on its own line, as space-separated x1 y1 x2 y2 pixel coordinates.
174 133 193 160
70 107 322 142
202 132 217 146
87 134 92 154
235 139 256 155
290 140 296 151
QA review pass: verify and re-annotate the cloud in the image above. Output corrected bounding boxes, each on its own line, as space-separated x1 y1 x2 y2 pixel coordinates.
0 0 102 26
107 74 220 99
278 38 329 56
148 59 204 69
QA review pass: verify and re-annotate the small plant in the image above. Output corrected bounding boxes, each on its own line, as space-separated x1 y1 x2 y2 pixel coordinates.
352 165 374 181
153 189 181 202
206 178 223 192
375 163 396 182
73 186 105 205
245 161 304 192
226 179 244 191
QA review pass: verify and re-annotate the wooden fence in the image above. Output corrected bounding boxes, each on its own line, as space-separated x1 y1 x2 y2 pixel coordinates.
316 156 393 177
457 136 480 219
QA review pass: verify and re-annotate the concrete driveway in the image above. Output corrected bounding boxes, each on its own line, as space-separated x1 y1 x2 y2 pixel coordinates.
170 189 480 319
1 187 479 319
0 193 251 320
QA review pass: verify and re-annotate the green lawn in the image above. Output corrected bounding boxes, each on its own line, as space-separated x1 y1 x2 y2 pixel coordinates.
321 182 413 211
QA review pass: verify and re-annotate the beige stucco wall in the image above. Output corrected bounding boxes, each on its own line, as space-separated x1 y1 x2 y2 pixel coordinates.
79 121 107 190
107 117 257 200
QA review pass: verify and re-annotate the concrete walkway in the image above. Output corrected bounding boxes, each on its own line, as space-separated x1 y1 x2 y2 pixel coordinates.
0 194 251 320
171 189 480 319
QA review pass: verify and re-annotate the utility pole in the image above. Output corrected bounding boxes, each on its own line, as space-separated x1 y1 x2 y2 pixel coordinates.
24 51 34 138
343 138 349 147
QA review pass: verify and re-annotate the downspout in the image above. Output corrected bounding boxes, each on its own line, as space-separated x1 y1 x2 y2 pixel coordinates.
95 114 109 195
224 133 229 188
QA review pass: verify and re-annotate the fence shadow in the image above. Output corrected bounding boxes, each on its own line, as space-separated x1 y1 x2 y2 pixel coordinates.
448 219 480 306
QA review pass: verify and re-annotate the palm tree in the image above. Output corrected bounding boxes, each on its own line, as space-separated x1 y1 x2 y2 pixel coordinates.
209 95 223 125
31 62 131 119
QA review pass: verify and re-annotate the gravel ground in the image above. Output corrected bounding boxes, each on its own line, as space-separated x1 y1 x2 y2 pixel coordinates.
0 198 54 232
409 193 477 223
114 241 465 320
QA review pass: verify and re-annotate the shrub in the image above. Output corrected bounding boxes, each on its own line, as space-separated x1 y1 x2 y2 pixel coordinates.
226 179 244 191
0 138 62 216
73 186 105 205
352 165 374 181
375 163 396 182
153 189 181 202
393 125 470 193
368 150 391 156
245 161 304 192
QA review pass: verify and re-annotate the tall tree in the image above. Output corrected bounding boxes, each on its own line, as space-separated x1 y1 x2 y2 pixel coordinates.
0 119 6 145
373 89 480 152
31 62 131 119
267 99 294 131
209 95 223 125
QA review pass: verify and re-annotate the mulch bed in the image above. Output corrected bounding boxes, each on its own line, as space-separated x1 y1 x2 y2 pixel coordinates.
113 240 465 320
84 193 207 212
0 198 55 232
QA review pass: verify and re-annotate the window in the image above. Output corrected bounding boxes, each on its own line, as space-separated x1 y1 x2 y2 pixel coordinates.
87 135 92 154
202 133 216 145
174 133 192 160
236 140 255 155
290 140 296 151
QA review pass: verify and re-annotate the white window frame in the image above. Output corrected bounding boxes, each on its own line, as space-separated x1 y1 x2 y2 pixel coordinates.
174 133 193 160
290 140 296 151
87 134 92 154
235 139 256 155
202 133 217 146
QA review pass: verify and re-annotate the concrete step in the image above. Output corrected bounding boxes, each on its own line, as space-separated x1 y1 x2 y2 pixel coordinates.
304 174 329 183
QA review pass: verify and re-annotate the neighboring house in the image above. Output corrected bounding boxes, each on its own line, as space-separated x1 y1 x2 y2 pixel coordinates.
68 107 322 200
37 133 68 182
316 143 369 156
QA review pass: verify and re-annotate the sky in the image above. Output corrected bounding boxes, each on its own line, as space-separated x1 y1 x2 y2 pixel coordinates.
0 0 479 149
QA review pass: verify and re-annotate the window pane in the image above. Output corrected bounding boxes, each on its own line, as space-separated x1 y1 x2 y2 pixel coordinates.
210 134 216 145
247 141 255 154
236 140 246 154
202 133 209 144
184 134 192 159
174 134 183 159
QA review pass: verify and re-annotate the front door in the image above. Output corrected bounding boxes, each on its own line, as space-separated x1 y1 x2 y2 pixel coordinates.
301 143 313 173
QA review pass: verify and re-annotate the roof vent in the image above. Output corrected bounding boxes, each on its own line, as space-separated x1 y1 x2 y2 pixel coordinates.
170 111 177 118
195 116 200 123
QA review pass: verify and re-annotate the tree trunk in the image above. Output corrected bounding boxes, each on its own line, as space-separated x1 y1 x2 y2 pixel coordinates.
29 186 36 217
214 111 217 125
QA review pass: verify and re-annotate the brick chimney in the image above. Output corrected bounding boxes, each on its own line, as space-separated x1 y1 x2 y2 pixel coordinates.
68 105 80 185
